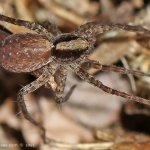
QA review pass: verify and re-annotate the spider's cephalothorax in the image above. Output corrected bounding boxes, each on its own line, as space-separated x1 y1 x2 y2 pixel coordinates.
0 14 150 143
52 33 90 63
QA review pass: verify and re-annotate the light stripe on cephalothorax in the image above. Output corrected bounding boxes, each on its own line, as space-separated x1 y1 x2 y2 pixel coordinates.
53 37 90 61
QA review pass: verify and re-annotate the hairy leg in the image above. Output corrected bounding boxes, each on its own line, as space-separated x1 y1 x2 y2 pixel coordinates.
73 21 150 40
70 63 150 105
53 65 76 103
18 73 50 142
84 59 150 77
0 14 54 41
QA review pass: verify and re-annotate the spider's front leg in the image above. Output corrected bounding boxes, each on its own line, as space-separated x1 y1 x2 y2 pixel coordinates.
70 63 150 106
18 73 50 142
53 65 76 104
84 59 150 77
73 21 150 40
0 14 54 41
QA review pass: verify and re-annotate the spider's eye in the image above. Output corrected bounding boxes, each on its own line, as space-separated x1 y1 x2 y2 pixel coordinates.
52 34 89 62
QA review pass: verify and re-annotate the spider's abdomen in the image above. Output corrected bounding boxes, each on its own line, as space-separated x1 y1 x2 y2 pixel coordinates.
0 33 52 72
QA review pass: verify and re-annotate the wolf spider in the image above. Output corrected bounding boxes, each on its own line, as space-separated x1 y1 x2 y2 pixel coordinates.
0 14 150 142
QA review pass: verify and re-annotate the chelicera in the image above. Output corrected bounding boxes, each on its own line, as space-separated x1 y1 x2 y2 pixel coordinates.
0 14 150 142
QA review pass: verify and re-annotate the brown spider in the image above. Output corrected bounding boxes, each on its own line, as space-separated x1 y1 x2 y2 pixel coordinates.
0 14 150 142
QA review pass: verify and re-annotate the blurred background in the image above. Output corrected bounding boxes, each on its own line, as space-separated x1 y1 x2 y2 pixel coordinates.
0 0 150 150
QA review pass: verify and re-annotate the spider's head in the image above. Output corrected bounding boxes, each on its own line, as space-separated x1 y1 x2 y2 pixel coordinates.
52 34 90 63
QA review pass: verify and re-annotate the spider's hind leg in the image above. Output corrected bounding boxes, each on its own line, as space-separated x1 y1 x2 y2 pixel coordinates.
0 14 53 41
17 73 50 143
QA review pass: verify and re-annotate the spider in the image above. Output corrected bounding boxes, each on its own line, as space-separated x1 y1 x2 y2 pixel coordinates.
0 14 150 142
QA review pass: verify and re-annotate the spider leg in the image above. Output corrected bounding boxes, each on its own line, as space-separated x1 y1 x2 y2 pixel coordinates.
84 59 150 77
70 63 150 105
53 65 76 104
73 21 150 40
42 20 61 35
0 14 54 41
17 72 50 142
